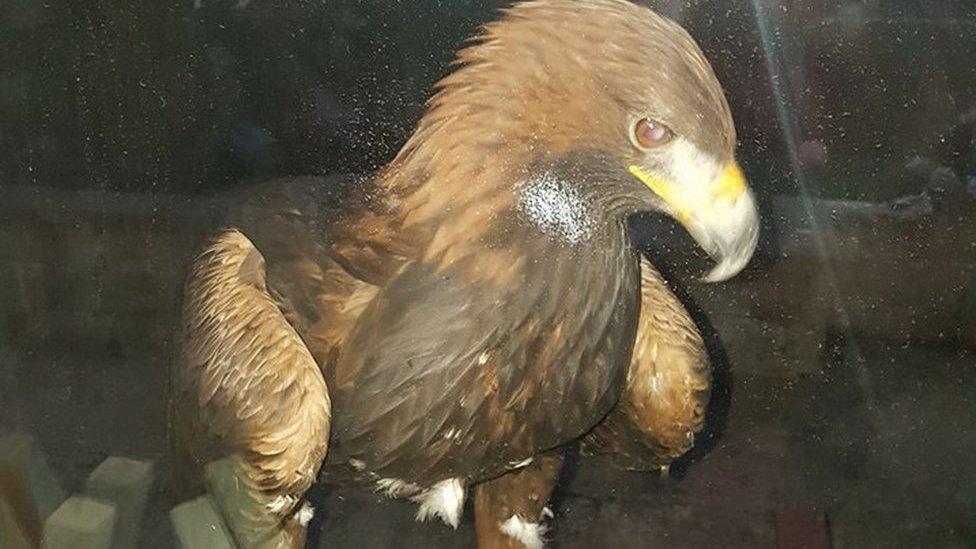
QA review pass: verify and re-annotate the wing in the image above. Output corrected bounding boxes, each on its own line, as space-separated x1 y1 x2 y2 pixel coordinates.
327 256 532 484
171 229 331 545
325 239 624 486
581 255 710 470
215 177 512 485
225 176 418 369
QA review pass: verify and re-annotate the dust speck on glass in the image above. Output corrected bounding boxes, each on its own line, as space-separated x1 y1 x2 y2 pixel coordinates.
518 172 596 244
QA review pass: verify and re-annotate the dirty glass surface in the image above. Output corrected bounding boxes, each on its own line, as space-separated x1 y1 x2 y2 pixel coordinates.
1 1 975 547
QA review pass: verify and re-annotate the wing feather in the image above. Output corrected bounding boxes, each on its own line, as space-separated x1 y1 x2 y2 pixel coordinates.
582 256 710 469
172 229 331 513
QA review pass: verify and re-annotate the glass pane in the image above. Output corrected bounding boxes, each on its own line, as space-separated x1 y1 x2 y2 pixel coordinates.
2 1 974 547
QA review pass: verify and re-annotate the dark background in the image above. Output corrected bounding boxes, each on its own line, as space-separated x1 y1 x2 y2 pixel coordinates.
5 0 976 197
2 1 976 547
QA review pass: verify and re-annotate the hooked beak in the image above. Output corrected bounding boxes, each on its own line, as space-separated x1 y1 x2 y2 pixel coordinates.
630 162 759 282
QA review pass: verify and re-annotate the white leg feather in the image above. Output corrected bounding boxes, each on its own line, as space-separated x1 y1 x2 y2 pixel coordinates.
500 514 547 548
376 477 422 498
294 502 315 527
412 478 466 529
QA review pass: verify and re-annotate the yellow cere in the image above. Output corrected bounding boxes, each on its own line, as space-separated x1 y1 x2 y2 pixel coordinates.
714 162 747 201
629 162 748 225
628 164 691 223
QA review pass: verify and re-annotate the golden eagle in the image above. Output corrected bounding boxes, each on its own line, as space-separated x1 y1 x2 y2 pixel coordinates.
171 0 759 546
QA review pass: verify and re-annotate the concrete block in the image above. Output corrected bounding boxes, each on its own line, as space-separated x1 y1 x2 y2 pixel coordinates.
85 456 155 549
0 434 68 542
169 496 233 549
0 492 33 549
43 495 116 549
206 458 291 548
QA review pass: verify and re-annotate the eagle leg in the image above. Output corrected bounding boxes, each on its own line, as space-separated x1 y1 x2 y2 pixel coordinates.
171 229 331 548
582 257 711 471
474 452 563 549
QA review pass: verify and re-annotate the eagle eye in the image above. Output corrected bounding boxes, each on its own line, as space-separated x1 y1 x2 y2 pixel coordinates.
632 118 673 150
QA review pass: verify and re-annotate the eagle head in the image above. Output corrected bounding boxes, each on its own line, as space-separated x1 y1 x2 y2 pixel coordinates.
391 0 758 281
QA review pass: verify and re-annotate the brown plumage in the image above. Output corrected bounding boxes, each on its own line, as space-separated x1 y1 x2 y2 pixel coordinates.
170 0 759 547
582 257 711 470
173 229 330 547
474 452 564 549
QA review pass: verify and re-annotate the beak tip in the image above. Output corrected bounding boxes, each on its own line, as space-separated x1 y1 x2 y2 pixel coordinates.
698 205 760 284
700 262 741 283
